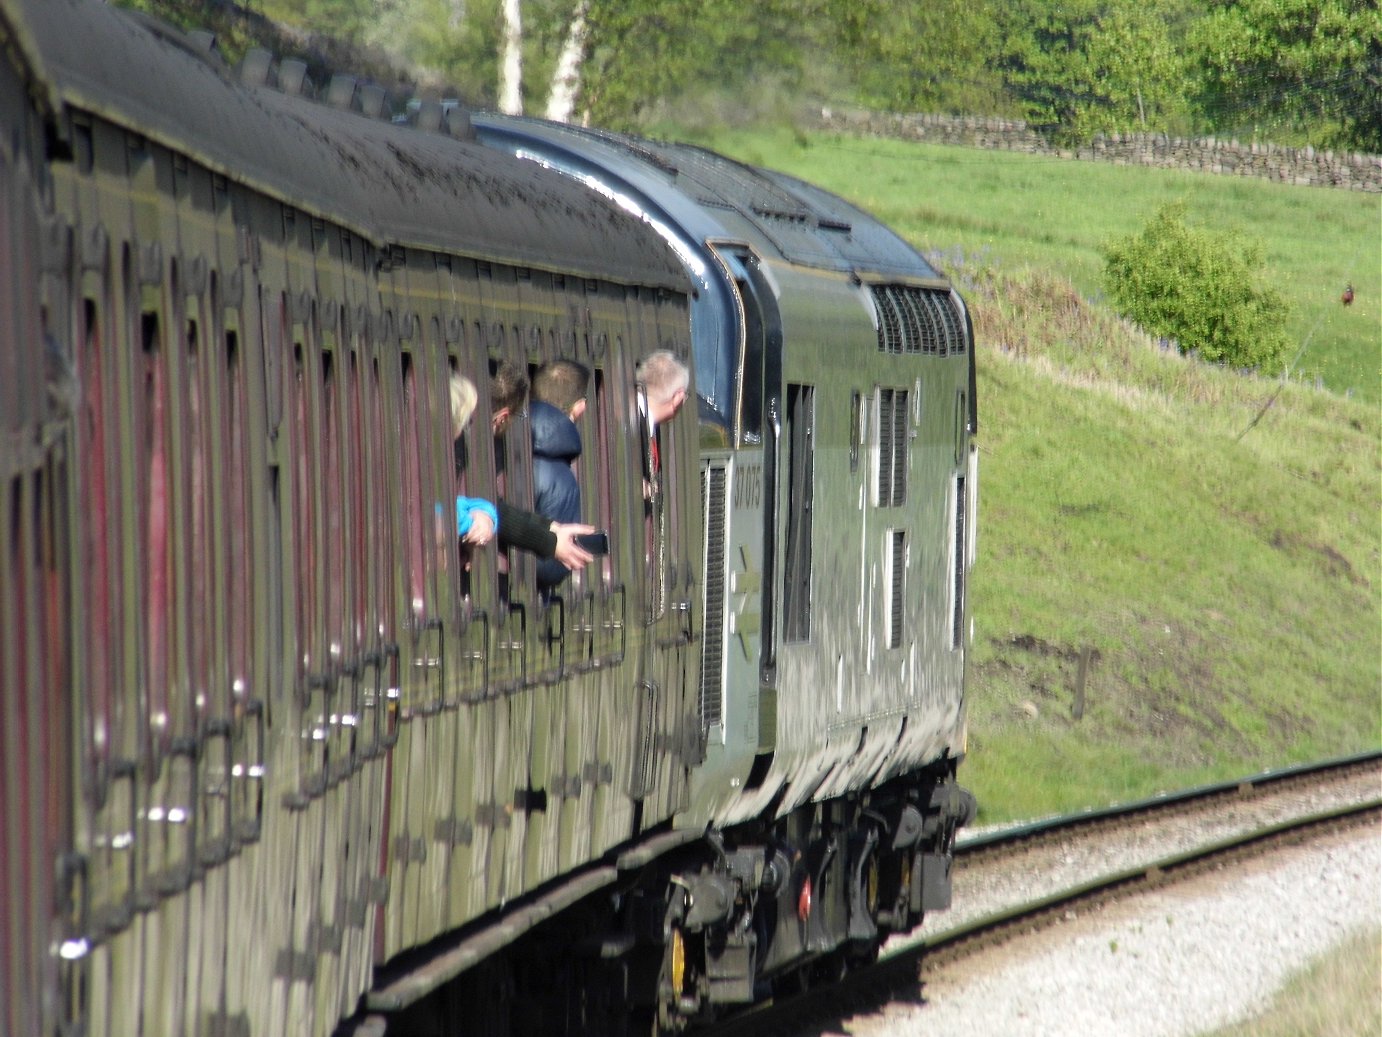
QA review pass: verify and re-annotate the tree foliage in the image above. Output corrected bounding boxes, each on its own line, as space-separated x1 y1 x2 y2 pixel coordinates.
834 0 1007 115
1103 203 1292 372
994 0 1198 143
113 0 1382 150
1080 6 1197 135
580 0 823 128
1188 0 1382 151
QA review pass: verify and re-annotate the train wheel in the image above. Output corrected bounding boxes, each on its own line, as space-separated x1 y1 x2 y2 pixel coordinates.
652 924 690 1035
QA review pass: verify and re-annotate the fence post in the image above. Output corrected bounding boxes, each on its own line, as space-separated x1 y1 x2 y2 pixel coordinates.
1073 646 1091 721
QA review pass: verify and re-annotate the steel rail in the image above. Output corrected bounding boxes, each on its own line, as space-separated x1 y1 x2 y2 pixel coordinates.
924 797 1380 972
704 751 1382 1037
958 747 1380 855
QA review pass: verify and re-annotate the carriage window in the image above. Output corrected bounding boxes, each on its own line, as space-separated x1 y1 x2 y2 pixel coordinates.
81 299 117 773
224 326 251 711
643 389 667 622
344 352 367 655
589 366 616 590
321 349 346 654
183 309 211 740
366 353 398 651
419 331 451 615
289 338 321 676
139 310 171 746
400 355 427 621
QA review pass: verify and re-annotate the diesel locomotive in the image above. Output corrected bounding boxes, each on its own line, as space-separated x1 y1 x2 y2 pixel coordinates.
0 0 978 1034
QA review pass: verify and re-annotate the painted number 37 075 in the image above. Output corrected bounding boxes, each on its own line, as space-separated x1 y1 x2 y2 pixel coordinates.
733 464 762 509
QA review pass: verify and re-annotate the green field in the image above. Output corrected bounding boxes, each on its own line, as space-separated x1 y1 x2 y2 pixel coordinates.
685 125 1382 822
685 127 1381 406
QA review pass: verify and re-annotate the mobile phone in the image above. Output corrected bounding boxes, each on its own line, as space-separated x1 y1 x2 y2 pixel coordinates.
573 531 609 555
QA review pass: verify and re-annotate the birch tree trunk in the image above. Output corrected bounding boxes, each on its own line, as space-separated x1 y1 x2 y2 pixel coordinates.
545 0 591 123
499 0 524 115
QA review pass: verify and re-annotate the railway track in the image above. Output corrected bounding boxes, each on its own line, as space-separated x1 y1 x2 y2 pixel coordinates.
704 749 1382 1037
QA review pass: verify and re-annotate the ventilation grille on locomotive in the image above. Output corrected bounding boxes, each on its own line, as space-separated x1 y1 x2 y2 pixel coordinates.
870 285 966 356
887 530 907 650
877 388 908 507
699 463 728 731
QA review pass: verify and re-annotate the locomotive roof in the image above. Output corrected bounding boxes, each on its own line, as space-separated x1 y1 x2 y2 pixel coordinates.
472 115 948 286
1 0 688 293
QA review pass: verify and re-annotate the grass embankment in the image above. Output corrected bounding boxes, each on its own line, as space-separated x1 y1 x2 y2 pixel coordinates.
1201 927 1381 1037
682 127 1381 407
679 125 1382 822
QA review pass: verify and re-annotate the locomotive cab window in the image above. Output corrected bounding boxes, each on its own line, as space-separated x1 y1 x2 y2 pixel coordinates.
782 383 814 643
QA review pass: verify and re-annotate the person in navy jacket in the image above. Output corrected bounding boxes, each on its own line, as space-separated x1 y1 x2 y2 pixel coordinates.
530 360 590 591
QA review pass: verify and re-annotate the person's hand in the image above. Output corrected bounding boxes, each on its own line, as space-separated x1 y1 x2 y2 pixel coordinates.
462 510 494 546
551 522 596 571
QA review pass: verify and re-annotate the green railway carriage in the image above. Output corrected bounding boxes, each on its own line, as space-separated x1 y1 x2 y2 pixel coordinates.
1 0 977 1034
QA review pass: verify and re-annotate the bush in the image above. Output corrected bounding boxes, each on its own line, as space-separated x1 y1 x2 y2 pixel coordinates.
1103 202 1292 372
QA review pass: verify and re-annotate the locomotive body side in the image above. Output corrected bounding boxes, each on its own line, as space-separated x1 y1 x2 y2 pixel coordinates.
473 116 979 1025
746 260 973 811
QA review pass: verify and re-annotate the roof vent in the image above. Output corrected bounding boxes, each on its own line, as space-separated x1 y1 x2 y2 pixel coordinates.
239 48 272 87
360 84 388 119
414 99 444 132
187 29 219 58
327 74 357 110
446 107 476 141
279 59 310 97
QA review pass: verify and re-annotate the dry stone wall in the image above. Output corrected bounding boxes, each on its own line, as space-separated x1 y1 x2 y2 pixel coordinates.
814 108 1382 192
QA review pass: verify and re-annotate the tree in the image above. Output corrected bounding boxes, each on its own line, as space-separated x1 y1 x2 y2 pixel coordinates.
1189 0 1382 150
1103 202 1292 373
1081 6 1196 136
580 0 821 128
994 0 1200 143
268 0 383 46
498 0 523 113
545 0 591 122
833 0 1006 115
993 0 1104 141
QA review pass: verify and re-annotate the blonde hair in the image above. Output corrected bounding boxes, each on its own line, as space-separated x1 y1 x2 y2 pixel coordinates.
450 372 478 437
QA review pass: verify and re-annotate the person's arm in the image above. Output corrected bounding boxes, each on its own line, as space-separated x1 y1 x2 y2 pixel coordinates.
496 501 596 571
495 501 558 557
456 496 497 545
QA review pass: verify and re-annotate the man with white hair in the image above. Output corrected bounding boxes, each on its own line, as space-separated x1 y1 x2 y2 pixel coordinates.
635 350 689 502
636 350 690 429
